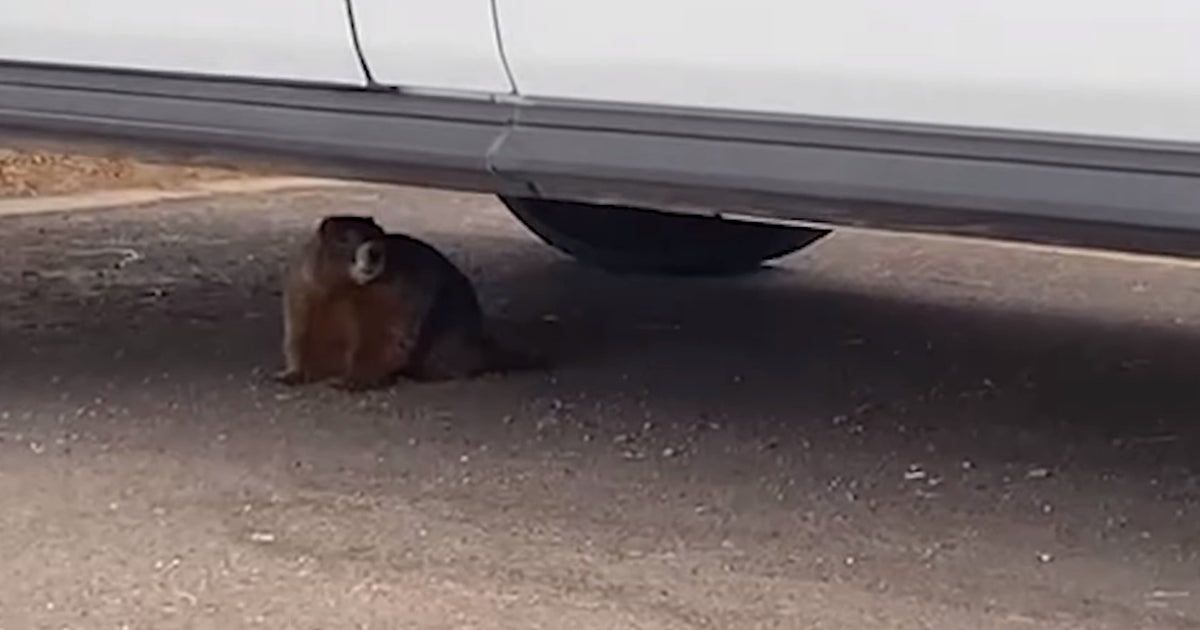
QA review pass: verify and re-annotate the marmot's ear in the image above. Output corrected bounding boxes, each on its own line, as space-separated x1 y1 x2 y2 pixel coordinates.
316 215 342 235
317 215 368 236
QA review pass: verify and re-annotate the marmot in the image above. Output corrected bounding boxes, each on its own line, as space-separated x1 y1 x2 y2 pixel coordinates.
276 215 538 390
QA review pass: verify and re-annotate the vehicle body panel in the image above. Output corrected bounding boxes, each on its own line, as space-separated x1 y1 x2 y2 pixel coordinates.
496 0 1200 142
352 0 513 93
0 0 364 84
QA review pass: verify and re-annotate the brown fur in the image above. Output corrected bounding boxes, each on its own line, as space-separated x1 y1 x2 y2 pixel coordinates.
276 215 539 391
274 215 385 387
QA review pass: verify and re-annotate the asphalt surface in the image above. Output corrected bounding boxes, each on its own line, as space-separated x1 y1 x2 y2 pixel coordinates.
2 184 1199 629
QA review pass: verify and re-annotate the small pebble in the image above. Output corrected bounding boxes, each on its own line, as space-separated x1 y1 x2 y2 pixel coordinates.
903 468 927 482
1147 590 1190 599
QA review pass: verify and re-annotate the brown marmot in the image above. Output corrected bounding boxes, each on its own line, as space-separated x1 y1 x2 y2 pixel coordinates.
276 215 538 390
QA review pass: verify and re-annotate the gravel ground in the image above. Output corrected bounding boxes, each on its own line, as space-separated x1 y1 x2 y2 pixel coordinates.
1 183 1199 629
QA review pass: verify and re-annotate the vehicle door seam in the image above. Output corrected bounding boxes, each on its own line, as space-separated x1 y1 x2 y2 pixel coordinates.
488 0 520 95
341 0 390 90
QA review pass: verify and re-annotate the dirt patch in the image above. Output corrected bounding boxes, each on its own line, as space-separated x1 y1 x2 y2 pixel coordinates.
0 149 253 198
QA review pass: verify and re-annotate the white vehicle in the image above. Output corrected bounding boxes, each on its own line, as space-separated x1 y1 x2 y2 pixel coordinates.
3 1 1200 272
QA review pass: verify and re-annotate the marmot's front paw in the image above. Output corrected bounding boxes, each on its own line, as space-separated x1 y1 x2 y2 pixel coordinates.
272 369 310 386
328 376 381 392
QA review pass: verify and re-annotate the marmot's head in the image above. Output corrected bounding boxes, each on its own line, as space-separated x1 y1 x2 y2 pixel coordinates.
315 215 386 285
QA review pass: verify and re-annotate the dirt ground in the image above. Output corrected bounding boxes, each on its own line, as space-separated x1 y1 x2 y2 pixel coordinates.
1 179 1199 629
0 149 247 198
